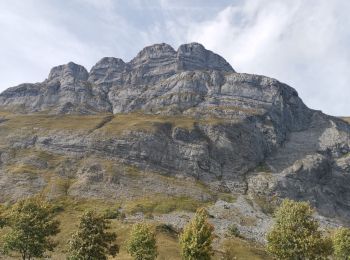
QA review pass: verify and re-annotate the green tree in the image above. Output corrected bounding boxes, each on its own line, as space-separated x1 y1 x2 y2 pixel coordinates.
126 223 158 260
0 205 5 228
267 199 332 260
179 208 215 260
2 197 60 260
333 227 350 260
67 210 118 260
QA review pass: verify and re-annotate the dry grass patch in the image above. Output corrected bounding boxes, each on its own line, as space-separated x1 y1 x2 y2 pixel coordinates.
124 195 209 214
216 193 237 203
4 149 69 178
250 195 277 216
221 238 271 260
0 113 109 134
99 112 222 135
1 111 224 137
6 163 40 175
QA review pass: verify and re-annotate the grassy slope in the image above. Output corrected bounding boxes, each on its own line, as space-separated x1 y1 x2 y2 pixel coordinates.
53 199 270 259
0 111 271 259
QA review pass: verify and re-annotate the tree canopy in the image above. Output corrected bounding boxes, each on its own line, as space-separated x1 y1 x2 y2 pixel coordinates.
333 227 350 260
67 210 118 260
179 207 215 260
2 197 60 260
126 222 158 260
267 199 332 260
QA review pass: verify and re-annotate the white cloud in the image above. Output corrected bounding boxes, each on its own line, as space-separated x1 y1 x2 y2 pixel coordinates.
186 0 350 115
0 1 105 86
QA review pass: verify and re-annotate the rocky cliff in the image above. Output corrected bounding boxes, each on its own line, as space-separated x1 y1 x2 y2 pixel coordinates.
0 43 349 231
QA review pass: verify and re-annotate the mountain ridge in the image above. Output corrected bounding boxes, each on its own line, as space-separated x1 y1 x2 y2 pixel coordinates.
0 42 235 114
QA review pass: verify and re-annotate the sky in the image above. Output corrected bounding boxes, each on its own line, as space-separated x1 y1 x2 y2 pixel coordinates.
0 0 349 116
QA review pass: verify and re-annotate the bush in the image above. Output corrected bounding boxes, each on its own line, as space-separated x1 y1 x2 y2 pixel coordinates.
127 223 158 260
227 224 241 238
103 207 125 220
333 227 350 259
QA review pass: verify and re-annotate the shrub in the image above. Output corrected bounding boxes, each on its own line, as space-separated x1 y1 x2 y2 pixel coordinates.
227 224 241 238
103 207 125 220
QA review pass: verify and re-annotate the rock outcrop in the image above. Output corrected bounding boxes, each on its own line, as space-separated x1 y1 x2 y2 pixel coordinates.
0 42 349 226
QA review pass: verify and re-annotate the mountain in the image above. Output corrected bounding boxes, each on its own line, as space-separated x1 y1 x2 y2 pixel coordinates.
0 42 349 241
0 43 233 114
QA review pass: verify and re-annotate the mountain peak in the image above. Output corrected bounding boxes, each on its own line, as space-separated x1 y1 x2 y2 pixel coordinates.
178 42 206 51
177 42 234 72
87 42 234 85
95 57 126 66
129 43 177 69
48 62 88 81
88 57 126 83
131 43 176 62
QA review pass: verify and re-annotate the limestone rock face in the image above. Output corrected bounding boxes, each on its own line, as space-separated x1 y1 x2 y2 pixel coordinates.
177 42 233 72
0 42 349 225
48 62 89 82
0 61 111 114
88 57 127 84
0 43 236 114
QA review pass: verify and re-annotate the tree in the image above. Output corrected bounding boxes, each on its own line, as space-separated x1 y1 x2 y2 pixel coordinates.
267 199 332 260
126 223 157 260
333 227 350 260
0 205 5 228
67 210 118 260
179 208 215 260
2 197 60 260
